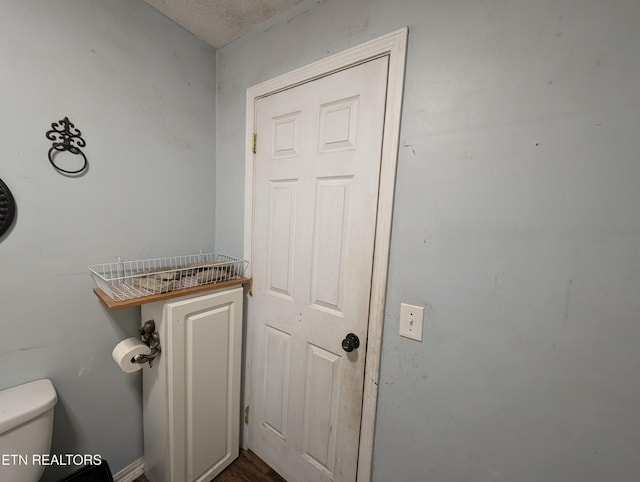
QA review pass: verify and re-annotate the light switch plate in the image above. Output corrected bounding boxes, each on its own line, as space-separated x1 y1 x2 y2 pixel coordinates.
399 303 424 341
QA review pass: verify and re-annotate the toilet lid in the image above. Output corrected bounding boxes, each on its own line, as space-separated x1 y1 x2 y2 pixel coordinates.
0 177 16 238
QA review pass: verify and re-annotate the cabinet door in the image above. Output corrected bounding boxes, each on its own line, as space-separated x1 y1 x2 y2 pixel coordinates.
166 287 243 482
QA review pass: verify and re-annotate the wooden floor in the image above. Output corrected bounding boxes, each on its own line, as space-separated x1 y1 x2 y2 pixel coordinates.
132 450 286 482
215 450 286 482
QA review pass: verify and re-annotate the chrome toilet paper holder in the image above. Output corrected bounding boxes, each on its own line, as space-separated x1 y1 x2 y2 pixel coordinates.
133 320 161 367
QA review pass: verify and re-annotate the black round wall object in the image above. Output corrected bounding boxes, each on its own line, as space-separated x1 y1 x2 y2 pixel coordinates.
0 177 16 238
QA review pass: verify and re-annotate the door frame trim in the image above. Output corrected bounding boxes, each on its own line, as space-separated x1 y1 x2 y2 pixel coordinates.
243 28 408 481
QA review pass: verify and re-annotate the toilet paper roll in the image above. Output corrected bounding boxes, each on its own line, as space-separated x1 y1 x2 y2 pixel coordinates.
112 337 151 373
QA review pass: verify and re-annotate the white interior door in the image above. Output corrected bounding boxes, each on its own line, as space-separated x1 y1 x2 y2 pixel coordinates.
248 56 389 482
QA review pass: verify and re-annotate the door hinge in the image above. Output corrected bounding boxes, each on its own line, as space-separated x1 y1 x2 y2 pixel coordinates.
244 406 250 424
252 133 257 154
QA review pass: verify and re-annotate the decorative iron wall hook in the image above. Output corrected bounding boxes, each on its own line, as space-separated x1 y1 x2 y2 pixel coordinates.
45 117 88 175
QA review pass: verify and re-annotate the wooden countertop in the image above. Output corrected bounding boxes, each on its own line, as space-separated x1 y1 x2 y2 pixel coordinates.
94 277 251 311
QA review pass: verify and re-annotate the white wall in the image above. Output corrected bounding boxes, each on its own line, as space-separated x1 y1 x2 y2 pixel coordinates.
216 0 640 480
0 1 215 479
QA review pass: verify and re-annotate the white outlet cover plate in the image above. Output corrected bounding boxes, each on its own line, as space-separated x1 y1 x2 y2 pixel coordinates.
399 303 424 341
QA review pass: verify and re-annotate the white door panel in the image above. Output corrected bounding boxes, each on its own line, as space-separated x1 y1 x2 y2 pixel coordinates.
249 56 389 482
167 290 243 482
142 287 243 482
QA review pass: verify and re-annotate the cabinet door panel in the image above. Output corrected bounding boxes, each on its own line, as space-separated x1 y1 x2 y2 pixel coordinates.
167 287 243 482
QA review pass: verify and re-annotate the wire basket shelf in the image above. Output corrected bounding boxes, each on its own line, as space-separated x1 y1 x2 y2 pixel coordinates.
88 253 246 302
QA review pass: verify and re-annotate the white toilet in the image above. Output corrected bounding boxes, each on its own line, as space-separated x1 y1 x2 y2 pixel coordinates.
0 379 57 482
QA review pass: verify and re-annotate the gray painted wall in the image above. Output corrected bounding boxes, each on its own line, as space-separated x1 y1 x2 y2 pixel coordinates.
216 0 640 480
0 1 215 479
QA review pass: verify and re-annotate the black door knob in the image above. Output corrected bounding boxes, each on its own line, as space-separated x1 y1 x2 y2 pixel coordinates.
341 333 360 352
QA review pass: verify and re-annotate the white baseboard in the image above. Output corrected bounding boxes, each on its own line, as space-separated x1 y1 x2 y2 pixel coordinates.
113 457 145 482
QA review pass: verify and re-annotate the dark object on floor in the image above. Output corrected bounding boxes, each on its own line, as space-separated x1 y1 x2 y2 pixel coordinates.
58 460 114 482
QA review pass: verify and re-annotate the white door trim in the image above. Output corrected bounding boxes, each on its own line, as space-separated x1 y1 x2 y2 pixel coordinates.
243 28 408 481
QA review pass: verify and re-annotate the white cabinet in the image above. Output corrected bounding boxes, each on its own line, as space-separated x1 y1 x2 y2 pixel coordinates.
141 286 244 482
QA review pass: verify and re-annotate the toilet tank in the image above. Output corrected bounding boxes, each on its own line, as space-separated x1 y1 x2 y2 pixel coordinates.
0 379 57 481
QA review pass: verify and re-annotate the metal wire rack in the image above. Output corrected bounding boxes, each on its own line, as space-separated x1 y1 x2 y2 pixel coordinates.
88 253 247 302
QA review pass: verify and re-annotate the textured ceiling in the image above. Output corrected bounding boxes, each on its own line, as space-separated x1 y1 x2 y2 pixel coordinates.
143 0 303 48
